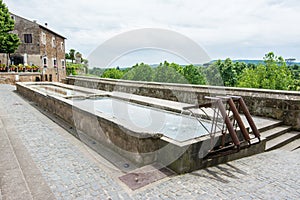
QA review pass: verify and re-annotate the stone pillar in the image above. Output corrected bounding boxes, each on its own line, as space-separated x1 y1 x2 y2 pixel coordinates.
24 53 28 65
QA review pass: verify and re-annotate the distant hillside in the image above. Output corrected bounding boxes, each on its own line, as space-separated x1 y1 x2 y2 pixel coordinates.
209 59 300 65
111 60 300 69
232 60 264 65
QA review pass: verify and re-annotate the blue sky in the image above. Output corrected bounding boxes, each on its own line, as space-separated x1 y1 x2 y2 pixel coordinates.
5 0 300 66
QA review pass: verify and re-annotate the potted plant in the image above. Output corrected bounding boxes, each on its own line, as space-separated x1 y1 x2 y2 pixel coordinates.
9 64 16 71
0 64 5 71
36 66 40 72
25 64 31 71
32 65 39 72
18 64 24 72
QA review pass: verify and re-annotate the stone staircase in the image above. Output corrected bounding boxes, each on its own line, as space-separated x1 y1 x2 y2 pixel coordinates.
257 121 300 151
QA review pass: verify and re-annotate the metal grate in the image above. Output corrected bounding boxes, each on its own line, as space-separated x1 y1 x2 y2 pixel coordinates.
119 165 174 190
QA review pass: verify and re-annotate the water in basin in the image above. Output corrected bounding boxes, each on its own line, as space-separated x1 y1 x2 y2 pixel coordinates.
73 97 217 142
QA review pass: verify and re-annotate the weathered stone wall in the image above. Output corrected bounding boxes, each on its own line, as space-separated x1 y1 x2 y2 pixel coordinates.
0 14 67 82
16 83 162 166
0 73 42 84
0 70 65 84
67 76 300 130
39 27 65 68
13 15 40 55
41 68 66 82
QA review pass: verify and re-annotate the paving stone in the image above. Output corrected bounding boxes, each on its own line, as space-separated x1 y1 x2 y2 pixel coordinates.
0 85 300 199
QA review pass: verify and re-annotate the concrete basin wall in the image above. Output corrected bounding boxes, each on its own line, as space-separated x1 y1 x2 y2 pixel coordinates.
66 76 300 130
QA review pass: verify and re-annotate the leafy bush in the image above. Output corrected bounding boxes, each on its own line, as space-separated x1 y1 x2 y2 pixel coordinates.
237 52 294 90
101 68 124 79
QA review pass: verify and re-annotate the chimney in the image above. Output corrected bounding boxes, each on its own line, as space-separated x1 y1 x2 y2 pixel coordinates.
45 23 48 27
33 20 37 23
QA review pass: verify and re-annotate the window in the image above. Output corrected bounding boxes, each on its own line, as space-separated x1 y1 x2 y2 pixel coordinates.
52 37 56 48
61 59 65 68
41 32 46 45
53 58 57 67
10 15 15 21
43 57 47 68
24 34 32 43
60 42 64 50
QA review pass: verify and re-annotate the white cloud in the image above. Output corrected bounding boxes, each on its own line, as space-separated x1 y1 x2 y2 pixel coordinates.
4 0 300 63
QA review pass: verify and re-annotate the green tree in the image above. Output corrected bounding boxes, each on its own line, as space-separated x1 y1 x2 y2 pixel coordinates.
219 59 247 87
289 79 300 91
233 61 247 85
153 61 187 84
0 0 20 66
288 64 300 91
183 64 206 85
122 63 154 81
220 58 236 86
66 65 77 75
247 63 256 69
169 62 183 75
289 64 300 80
101 68 124 79
88 67 105 77
75 51 82 63
204 59 247 87
238 52 294 90
65 49 76 63
237 64 264 89
203 60 224 86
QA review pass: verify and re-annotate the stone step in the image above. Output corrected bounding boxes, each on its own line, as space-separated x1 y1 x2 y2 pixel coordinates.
0 114 56 200
260 126 292 141
0 119 33 200
255 120 283 133
279 138 300 151
266 131 300 151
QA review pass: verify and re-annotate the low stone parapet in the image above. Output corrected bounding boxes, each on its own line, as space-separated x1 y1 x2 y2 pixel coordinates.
67 76 300 130
0 72 42 84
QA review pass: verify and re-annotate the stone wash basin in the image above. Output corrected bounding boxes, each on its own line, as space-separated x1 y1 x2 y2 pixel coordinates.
16 82 265 173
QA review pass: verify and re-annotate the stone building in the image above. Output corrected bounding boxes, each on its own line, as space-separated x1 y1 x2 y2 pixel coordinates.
0 13 66 82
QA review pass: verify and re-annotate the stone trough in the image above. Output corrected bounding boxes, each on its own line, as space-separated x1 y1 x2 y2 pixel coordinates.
16 82 266 174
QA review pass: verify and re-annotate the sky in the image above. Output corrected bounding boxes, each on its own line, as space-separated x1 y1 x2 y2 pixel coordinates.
4 0 300 67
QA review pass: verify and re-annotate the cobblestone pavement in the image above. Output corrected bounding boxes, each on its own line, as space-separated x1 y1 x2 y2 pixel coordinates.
0 84 300 200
